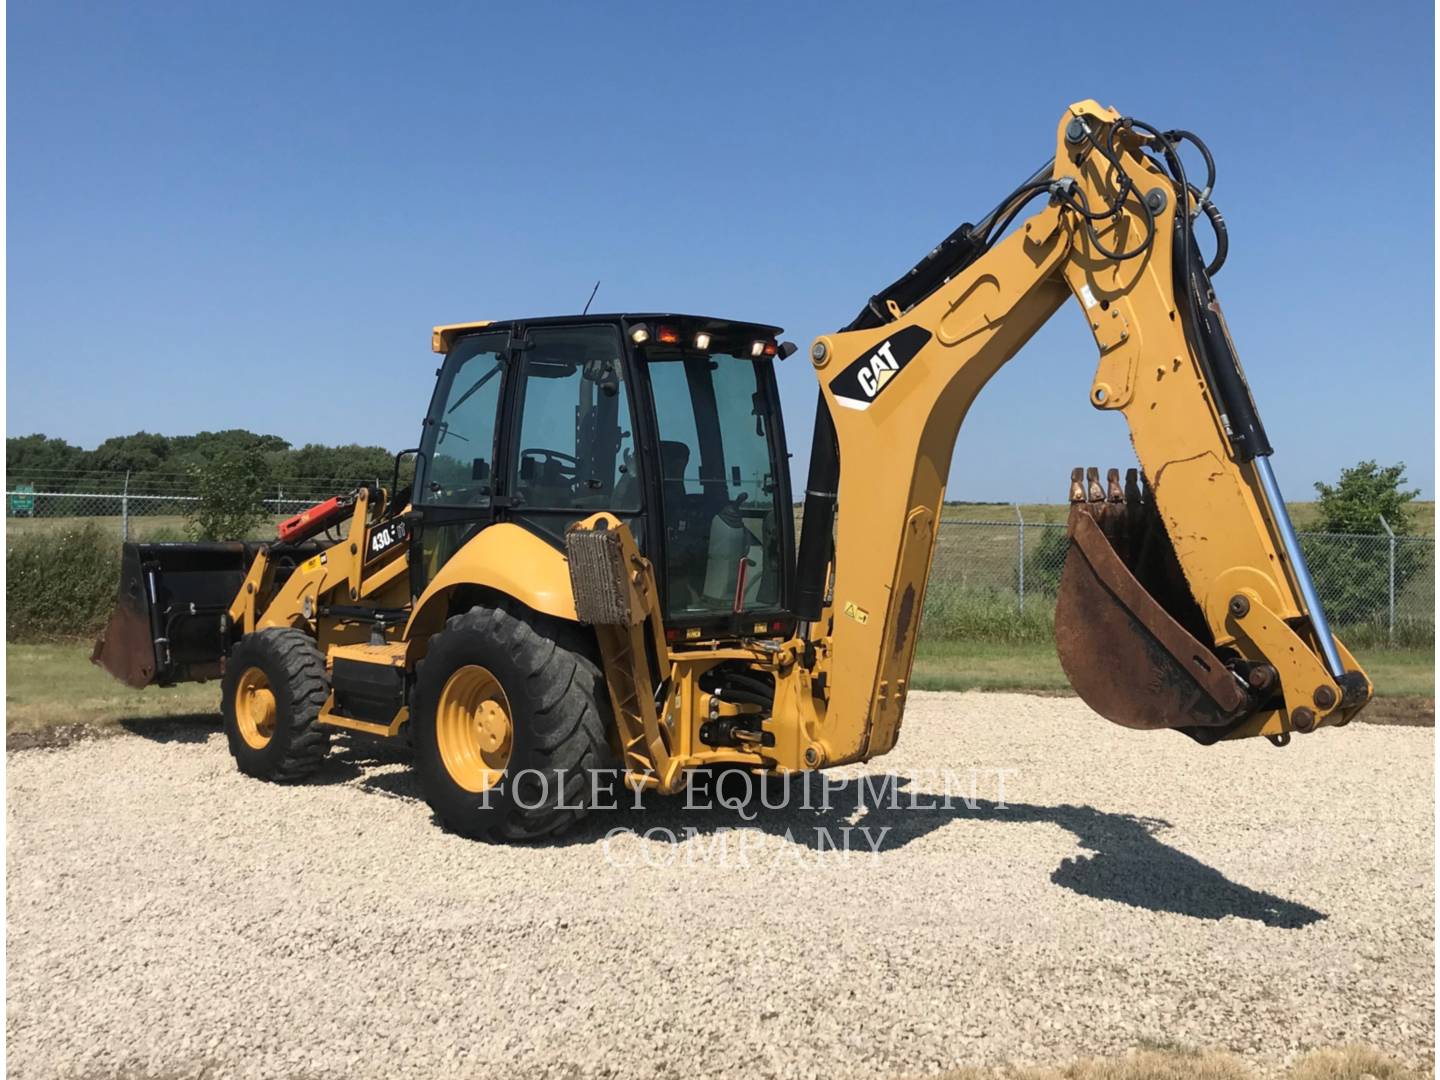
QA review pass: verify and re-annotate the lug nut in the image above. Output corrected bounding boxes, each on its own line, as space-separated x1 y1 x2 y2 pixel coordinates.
1228 594 1250 618
1313 685 1337 710
1291 707 1317 733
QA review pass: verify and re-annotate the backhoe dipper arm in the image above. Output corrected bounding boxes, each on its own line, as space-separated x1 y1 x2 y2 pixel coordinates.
798 100 1371 768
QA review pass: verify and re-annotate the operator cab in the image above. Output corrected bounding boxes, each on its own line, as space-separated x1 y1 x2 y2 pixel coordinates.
415 314 796 639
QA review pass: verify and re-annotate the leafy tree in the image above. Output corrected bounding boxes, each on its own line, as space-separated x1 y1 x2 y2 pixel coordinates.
185 447 273 540
90 431 173 475
6 434 86 477
1302 461 1421 634
287 443 394 486
1312 460 1419 535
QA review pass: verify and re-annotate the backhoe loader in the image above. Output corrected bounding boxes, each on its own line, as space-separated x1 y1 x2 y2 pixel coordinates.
94 100 1372 840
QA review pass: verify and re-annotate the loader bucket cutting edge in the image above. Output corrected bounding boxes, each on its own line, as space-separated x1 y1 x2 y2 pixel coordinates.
1054 470 1251 733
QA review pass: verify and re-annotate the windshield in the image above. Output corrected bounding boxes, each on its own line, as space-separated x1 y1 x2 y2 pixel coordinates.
645 348 786 619
420 331 507 507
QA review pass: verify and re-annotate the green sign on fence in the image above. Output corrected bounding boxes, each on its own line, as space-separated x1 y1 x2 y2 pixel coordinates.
8 484 35 517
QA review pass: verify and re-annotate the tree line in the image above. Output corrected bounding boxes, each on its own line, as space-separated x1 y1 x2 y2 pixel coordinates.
7 430 398 491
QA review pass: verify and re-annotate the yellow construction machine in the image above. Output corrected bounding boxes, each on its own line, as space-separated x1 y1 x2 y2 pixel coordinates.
95 101 1372 839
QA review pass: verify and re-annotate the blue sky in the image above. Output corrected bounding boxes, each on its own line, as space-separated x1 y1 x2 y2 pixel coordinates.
8 0 1434 501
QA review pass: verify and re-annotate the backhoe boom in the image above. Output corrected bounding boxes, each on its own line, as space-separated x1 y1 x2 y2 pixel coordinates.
793 100 1370 763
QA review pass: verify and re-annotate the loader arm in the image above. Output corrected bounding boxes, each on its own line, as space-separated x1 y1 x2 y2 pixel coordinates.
795 100 1371 766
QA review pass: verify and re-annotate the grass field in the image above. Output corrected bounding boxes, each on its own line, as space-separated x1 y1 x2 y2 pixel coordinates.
6 643 218 735
8 639 1431 738
911 639 1435 697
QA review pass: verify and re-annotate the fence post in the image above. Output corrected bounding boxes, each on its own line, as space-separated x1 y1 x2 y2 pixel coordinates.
1013 504 1025 614
121 471 130 541
1379 515 1395 643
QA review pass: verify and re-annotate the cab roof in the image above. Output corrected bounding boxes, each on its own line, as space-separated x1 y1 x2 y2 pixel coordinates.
431 313 785 354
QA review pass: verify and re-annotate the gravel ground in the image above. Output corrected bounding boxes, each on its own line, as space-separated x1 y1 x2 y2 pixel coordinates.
7 691 1433 1079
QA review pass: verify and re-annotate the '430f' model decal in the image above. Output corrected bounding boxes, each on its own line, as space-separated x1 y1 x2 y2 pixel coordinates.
365 518 408 564
828 325 933 411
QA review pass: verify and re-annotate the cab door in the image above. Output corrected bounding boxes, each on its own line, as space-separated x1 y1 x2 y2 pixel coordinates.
411 329 509 594
502 323 644 545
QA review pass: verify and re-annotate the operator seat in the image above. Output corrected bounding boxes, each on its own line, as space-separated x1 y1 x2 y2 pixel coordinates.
659 440 704 607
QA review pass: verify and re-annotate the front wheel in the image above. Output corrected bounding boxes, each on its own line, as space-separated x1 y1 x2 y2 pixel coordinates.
410 602 617 841
221 628 331 782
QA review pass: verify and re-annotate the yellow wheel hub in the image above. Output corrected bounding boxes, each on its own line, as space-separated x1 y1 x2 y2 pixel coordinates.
435 665 513 793
234 667 278 750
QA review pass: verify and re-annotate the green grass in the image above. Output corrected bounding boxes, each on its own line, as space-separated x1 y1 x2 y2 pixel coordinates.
913 639 1069 692
912 638 1433 698
6 643 218 734
1346 648 1435 697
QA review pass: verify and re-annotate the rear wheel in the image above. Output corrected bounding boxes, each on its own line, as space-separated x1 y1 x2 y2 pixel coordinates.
221 628 331 782
411 602 617 841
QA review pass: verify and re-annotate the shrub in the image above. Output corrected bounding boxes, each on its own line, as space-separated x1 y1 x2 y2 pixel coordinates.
185 448 272 540
1019 526 1070 597
7 525 119 641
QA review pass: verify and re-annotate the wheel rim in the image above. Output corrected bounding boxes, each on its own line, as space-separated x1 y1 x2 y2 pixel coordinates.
234 667 277 750
435 665 513 793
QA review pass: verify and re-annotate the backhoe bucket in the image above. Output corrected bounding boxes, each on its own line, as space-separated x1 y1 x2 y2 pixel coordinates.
1054 468 1252 734
91 542 263 689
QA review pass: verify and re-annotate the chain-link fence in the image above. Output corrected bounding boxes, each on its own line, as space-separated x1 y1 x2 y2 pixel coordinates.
926 519 1434 648
4 472 375 541
8 476 1434 647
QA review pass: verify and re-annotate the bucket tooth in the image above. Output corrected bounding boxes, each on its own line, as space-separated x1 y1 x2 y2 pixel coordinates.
1069 467 1086 504
1124 468 1141 504
1086 466 1104 503
1106 468 1123 503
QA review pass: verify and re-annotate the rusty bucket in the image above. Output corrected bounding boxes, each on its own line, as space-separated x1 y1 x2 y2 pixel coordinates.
1054 467 1254 735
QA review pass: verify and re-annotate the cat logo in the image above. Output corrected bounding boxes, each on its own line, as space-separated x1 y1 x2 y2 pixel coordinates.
856 340 901 398
828 325 933 411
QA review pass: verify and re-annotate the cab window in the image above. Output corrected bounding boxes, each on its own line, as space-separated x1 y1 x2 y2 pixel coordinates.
509 325 640 513
646 350 784 618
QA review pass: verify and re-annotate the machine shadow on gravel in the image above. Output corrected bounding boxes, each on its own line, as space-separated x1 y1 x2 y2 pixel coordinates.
119 713 223 745
324 748 1325 929
550 775 1324 930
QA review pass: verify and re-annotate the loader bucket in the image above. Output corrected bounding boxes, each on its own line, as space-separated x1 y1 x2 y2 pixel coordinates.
92 542 264 688
1054 468 1252 734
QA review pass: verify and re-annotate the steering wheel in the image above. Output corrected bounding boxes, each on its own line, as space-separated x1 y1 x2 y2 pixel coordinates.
519 448 581 486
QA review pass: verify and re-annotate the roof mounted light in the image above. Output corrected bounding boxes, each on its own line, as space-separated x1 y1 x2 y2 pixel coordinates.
750 340 767 358
629 323 651 345
656 324 680 344
694 331 711 350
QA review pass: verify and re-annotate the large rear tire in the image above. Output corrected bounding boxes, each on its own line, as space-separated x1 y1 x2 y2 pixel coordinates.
221 628 332 782
411 602 617 841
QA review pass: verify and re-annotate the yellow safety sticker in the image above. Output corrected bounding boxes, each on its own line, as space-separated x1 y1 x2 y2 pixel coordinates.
301 554 324 574
843 601 869 625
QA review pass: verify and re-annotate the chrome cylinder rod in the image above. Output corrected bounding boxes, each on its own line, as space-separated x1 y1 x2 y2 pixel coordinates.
1253 455 1346 678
